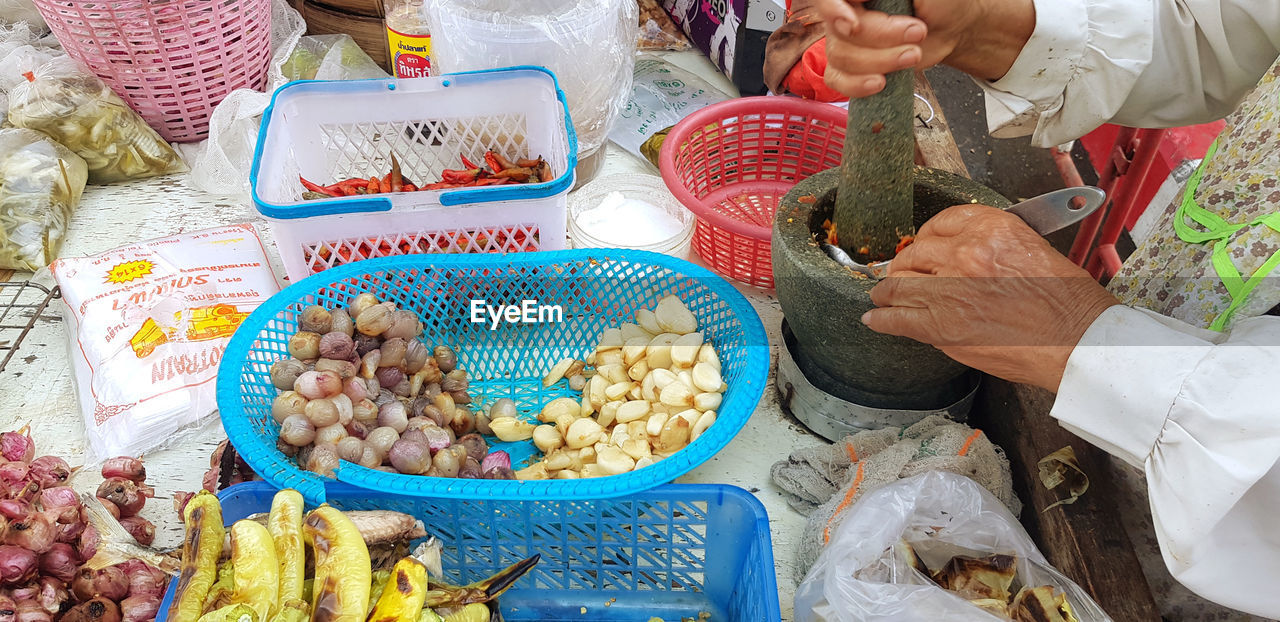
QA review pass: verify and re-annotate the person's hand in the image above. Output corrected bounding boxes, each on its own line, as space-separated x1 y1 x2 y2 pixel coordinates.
814 0 1035 97
860 204 1119 392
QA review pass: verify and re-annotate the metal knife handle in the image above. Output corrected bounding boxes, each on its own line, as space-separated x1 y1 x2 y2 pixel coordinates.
1005 186 1106 235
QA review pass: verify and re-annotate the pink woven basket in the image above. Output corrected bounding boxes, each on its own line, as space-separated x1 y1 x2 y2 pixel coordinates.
32 0 273 142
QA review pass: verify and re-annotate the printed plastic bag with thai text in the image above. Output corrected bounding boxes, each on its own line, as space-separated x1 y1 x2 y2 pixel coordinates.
49 224 281 462
794 471 1112 622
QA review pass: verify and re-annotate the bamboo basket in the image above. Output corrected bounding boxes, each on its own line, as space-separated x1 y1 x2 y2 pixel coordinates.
301 0 389 69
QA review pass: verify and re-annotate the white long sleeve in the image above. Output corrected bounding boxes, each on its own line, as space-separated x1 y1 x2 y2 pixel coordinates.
1052 305 1280 618
976 0 1280 146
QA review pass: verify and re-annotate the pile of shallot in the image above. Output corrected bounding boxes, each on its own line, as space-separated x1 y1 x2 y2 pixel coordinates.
0 427 167 622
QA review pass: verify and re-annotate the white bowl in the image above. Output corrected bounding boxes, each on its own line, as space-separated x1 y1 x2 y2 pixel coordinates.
567 173 695 258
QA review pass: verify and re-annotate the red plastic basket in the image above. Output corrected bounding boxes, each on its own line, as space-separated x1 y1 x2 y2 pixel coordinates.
32 0 273 143
659 96 847 288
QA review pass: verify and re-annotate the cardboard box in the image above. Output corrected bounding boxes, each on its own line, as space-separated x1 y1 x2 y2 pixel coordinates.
662 0 786 96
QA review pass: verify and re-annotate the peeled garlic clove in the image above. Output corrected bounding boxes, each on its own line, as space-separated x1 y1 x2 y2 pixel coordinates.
656 416 692 453
659 381 695 408
597 328 624 352
627 385 643 401
621 438 652 461
696 344 721 371
673 409 701 425
646 412 669 437
566 418 604 449
543 449 573 471
579 445 597 464
588 375 608 409
636 309 663 335
515 463 550 480
655 295 697 334
670 332 704 368
598 401 621 428
580 464 607 479
626 420 648 441
539 397 580 423
650 368 679 390
635 456 655 470
542 358 575 387
692 362 723 393
554 414 577 437
691 410 716 442
604 381 635 401
532 424 563 453
646 333 679 370
597 350 625 367
628 360 649 383
596 446 636 475
619 322 651 342
678 370 696 392
694 392 722 412
489 417 536 442
641 373 658 402
597 363 627 386
610 425 630 446
554 469 580 480
580 393 595 418
615 400 651 424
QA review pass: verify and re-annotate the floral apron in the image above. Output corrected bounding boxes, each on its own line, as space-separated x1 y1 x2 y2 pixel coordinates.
1102 57 1280 621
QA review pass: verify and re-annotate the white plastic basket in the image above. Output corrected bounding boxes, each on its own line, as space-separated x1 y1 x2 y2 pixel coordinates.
250 67 578 282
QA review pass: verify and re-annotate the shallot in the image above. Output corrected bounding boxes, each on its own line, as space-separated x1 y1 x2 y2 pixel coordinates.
95 480 147 518
364 428 399 458
377 401 409 433
0 428 34 463
300 305 333 334
457 459 481 479
455 434 488 463
76 526 98 563
71 566 128 602
269 359 307 391
118 560 166 599
37 487 78 510
118 516 154 546
295 370 342 400
0 501 29 521
420 426 452 454
60 598 120 622
480 451 511 475
278 416 316 448
5 514 54 553
94 499 119 521
14 599 49 622
171 492 194 519
0 546 37 585
387 440 431 475
0 595 14 622
27 457 71 489
37 543 76 583
120 595 160 622
306 444 340 477
0 463 30 490
35 576 67 614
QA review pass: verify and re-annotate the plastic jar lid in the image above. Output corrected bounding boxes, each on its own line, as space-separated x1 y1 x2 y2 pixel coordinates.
567 173 695 258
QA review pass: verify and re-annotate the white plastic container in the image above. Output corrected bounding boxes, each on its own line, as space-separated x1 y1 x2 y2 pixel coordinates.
250 67 577 282
567 173 695 259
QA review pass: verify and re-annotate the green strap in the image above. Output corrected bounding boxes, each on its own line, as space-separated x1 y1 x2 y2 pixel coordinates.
1173 139 1280 331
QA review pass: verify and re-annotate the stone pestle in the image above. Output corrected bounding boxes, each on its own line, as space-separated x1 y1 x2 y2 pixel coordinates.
832 0 916 263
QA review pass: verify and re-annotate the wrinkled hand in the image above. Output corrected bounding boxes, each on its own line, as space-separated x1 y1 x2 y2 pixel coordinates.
814 0 1034 97
860 204 1119 392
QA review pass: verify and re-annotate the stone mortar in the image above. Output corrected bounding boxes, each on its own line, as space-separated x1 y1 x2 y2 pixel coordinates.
773 166 1011 410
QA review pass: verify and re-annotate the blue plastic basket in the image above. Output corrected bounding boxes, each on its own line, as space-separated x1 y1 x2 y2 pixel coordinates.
218 249 770 504
155 481 781 621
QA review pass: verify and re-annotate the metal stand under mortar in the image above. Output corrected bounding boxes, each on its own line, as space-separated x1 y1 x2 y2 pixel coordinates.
776 320 981 442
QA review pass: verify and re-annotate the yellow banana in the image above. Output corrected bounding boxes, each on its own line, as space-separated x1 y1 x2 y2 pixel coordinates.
231 519 280 620
269 490 306 605
367 558 429 622
304 505 371 622
169 491 226 622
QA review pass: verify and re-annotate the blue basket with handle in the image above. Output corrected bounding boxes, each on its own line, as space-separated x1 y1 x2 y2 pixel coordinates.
154 481 782 621
218 249 770 504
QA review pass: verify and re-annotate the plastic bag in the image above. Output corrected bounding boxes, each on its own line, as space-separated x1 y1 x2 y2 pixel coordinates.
8 55 186 183
794 471 1112 622
0 0 46 30
638 0 691 51
610 55 730 165
49 224 282 462
0 128 87 270
425 0 638 156
0 21 60 93
187 1 391 197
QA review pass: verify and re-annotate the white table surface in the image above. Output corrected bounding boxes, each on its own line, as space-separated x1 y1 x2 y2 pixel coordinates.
0 49 819 620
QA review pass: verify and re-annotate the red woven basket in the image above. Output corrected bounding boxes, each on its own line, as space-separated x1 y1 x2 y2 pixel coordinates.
32 0 273 143
659 96 847 289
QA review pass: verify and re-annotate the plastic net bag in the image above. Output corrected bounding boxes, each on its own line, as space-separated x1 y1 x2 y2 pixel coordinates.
425 0 638 157
0 0 46 30
611 55 730 166
8 55 186 183
794 471 1112 622
0 128 87 270
48 224 281 462
187 0 391 197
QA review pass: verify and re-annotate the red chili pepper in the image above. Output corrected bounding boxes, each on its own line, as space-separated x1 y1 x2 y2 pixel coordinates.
300 176 340 197
494 167 533 182
367 177 380 194
515 158 541 169
402 183 417 192
472 178 510 186
380 174 391 194
483 152 503 175
460 154 479 170
422 181 464 190
341 185 358 196
489 151 516 171
441 168 482 184
335 178 369 189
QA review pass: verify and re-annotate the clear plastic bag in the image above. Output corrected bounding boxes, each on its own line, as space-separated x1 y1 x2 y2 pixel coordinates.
0 0 46 30
794 471 1113 622
0 21 60 94
48 224 282 462
0 128 87 270
8 55 186 183
611 55 730 165
424 0 638 156
283 34 389 82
